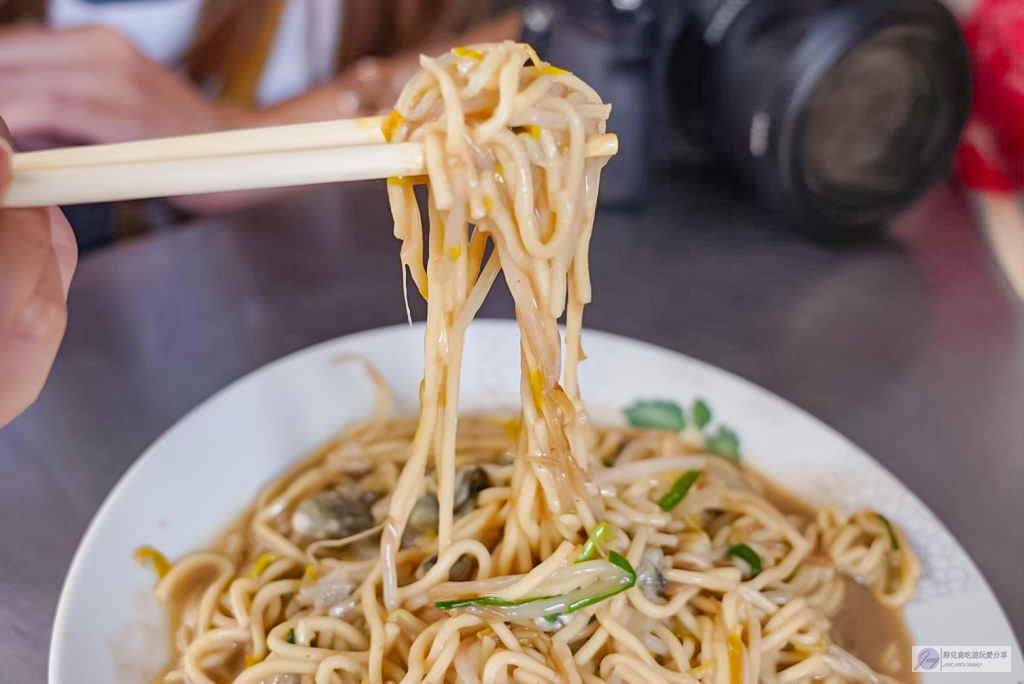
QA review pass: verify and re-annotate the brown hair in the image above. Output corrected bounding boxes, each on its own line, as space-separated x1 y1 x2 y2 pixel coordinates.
0 0 44 24
183 0 492 105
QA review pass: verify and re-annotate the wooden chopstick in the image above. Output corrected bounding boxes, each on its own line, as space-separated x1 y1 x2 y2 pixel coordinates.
5 143 424 208
1 122 618 207
12 116 388 171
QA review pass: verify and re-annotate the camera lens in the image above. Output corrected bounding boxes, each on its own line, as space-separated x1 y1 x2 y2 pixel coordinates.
669 0 971 235
800 24 966 226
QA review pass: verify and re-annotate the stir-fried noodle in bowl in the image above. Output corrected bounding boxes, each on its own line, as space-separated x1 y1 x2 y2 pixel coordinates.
139 42 922 684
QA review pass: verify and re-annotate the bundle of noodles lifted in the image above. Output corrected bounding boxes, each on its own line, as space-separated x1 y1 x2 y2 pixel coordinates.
145 42 922 684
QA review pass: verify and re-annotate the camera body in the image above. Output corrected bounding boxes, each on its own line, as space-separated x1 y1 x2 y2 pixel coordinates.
526 0 971 236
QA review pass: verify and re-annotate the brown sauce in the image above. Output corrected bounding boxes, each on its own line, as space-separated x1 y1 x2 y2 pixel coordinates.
832 577 918 683
760 475 919 684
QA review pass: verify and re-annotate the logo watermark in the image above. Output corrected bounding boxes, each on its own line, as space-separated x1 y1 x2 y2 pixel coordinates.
913 646 1012 673
917 648 941 671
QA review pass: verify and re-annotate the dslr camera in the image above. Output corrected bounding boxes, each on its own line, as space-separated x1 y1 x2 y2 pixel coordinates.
524 0 971 236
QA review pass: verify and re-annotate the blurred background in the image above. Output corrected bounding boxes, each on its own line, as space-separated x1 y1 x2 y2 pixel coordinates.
0 0 1021 680
0 0 1020 259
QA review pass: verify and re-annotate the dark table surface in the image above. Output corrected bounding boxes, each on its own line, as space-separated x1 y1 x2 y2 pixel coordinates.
1 172 1022 682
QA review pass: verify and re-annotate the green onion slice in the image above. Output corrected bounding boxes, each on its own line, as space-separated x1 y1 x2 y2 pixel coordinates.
435 552 636 619
658 470 702 512
576 521 613 562
285 628 296 644
434 595 553 611
726 543 762 579
607 551 635 578
624 400 686 432
874 513 900 551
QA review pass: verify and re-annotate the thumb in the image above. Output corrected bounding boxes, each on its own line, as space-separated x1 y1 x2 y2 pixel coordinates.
0 116 12 192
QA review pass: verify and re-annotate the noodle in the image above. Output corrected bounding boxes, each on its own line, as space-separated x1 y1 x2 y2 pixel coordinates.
148 42 920 684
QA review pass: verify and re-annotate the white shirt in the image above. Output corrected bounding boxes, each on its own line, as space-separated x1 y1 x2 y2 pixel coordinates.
48 0 342 106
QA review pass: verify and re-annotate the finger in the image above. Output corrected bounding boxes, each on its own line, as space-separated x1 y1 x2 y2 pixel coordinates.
0 64 141 109
0 94 144 145
0 116 11 191
0 110 76 296
0 259 66 427
0 67 130 105
0 24 137 69
0 207 55 329
0 207 69 427
0 25 93 67
48 206 78 297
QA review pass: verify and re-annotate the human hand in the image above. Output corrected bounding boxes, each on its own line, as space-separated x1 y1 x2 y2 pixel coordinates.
0 123 78 428
0 24 253 149
331 10 525 117
333 55 423 116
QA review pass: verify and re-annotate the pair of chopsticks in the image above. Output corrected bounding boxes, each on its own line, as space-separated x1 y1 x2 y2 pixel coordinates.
1 116 619 208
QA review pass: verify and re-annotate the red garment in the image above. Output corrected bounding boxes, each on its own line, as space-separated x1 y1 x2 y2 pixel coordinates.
956 0 1024 190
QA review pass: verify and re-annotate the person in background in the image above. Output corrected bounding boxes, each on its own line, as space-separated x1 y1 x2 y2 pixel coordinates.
0 1 525 425
0 120 77 428
0 0 523 212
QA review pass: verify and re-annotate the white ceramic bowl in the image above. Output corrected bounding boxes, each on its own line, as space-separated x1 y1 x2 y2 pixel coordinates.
50 321 1021 684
